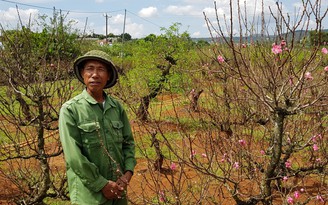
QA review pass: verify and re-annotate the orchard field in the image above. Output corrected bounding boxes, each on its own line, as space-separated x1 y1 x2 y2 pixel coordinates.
0 0 327 204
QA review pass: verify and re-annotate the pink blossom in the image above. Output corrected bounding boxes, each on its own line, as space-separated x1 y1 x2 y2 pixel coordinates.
300 188 305 192
316 158 322 162
280 40 286 46
170 162 177 170
272 44 282 54
159 191 166 202
260 150 265 155
313 144 319 151
294 191 300 199
233 162 240 169
322 47 328 54
324 66 328 72
285 160 292 169
238 139 246 146
221 153 227 162
316 195 324 202
190 150 196 158
304 72 313 80
50 63 55 67
242 43 246 48
312 135 318 142
217 55 225 63
311 134 322 142
283 176 288 181
287 196 294 204
201 153 207 158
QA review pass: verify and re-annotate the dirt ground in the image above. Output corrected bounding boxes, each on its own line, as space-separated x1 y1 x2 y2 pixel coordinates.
1 136 326 204
0 94 327 204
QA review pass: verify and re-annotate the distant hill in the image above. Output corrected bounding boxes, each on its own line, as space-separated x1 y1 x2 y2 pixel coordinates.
192 29 328 43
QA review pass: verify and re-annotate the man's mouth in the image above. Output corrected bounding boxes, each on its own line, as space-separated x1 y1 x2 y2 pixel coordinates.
90 81 101 85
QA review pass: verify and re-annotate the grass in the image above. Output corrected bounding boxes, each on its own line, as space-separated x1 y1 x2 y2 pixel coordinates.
135 131 185 161
1 61 327 204
43 198 70 205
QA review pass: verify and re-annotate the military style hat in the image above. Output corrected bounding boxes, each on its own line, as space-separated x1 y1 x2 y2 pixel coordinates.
73 50 118 89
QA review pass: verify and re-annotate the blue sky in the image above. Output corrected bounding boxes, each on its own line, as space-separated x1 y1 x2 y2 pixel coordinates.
0 0 327 38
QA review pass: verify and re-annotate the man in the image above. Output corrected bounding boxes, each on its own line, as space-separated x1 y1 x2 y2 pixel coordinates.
59 50 136 205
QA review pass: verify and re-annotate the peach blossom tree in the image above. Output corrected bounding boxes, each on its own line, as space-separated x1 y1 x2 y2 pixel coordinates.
181 0 328 204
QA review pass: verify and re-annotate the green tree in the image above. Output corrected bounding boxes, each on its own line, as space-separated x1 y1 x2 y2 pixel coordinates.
309 30 328 45
144 33 156 42
121 33 132 41
117 23 195 121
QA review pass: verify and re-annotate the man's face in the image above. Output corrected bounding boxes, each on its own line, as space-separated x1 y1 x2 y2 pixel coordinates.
81 60 110 93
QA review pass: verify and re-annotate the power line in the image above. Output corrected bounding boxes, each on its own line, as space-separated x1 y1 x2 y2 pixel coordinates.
1 0 54 11
0 0 124 14
0 0 162 29
126 10 162 28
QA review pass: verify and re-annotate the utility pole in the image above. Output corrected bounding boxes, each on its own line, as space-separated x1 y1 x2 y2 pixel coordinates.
261 0 265 39
121 9 127 68
103 13 111 43
122 9 126 44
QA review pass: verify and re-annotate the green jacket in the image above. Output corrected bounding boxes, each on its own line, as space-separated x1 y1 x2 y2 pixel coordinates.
59 89 136 205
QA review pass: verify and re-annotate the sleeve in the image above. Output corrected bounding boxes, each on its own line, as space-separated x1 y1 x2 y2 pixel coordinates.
59 104 108 192
119 104 137 173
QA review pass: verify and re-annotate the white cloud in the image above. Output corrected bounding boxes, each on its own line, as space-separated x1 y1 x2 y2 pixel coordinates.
95 0 104 3
111 14 126 25
138 7 158 18
202 0 279 19
125 23 144 38
202 0 281 26
191 31 201 37
164 5 196 15
202 7 220 18
0 7 39 28
92 14 145 38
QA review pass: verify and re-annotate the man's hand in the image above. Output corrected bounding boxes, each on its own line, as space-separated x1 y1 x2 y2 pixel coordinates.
116 171 133 190
101 181 124 199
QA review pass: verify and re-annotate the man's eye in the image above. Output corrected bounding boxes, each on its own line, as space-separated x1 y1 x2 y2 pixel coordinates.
85 67 93 71
99 67 107 72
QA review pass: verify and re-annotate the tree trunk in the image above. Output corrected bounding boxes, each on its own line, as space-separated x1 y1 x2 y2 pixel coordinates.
150 130 164 171
137 96 151 121
189 89 203 112
262 110 285 204
28 97 51 204
136 61 173 121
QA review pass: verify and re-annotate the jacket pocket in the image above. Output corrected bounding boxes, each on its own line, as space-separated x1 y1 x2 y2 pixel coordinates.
110 120 124 143
78 121 101 148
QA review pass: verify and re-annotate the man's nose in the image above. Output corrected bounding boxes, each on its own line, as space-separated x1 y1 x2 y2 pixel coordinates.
91 69 101 76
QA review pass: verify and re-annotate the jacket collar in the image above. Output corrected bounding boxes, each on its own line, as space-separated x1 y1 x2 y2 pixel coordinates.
82 89 117 108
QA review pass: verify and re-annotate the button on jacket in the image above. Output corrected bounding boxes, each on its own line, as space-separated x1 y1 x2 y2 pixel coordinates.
59 89 136 205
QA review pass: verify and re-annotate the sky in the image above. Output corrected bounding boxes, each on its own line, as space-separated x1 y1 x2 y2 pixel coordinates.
0 0 327 39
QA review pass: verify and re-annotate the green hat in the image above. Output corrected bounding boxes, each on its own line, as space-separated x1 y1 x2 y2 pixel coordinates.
73 50 118 89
